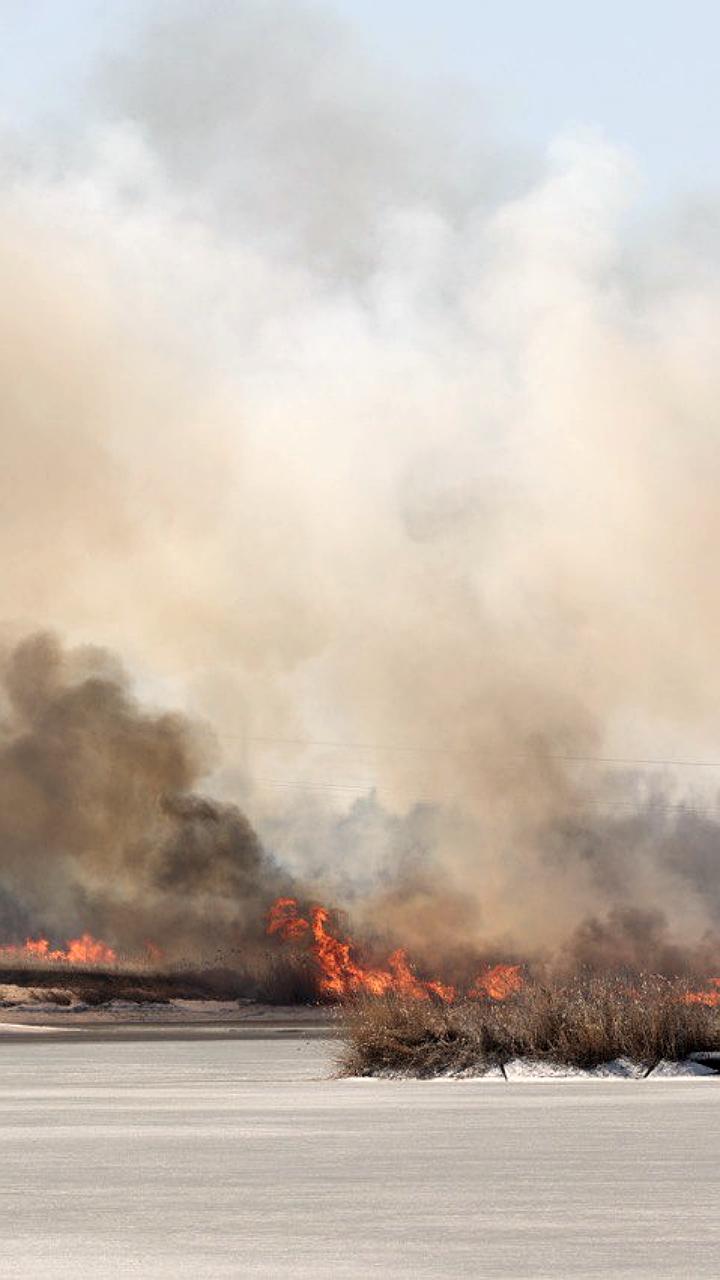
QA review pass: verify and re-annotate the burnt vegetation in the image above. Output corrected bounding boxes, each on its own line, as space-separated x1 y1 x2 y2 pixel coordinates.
340 975 720 1075
0 950 320 1007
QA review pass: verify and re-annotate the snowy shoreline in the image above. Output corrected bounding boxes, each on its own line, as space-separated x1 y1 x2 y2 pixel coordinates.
348 1055 720 1080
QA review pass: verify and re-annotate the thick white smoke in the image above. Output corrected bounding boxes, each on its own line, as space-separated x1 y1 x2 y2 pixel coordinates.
3 0 720 964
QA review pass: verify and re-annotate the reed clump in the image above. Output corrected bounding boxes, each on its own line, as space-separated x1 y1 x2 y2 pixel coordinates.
340 975 720 1076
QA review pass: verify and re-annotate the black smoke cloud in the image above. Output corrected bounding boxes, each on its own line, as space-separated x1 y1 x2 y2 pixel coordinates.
0 631 287 956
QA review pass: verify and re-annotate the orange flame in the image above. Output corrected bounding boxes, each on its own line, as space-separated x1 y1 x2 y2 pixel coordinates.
0 933 117 966
684 978 720 1007
266 897 521 1003
309 905 397 997
267 896 310 941
468 964 524 1001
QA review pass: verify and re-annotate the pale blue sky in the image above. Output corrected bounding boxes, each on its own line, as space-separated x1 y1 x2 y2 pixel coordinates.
1 0 718 204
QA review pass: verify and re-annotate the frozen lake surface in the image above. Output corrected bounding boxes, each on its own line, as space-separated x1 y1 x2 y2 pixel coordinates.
0 1033 718 1278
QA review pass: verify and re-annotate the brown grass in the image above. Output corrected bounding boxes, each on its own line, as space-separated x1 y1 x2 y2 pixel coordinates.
250 952 320 1004
339 975 720 1075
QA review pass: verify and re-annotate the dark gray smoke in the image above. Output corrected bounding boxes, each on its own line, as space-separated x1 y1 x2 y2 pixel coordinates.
560 908 720 980
0 631 287 957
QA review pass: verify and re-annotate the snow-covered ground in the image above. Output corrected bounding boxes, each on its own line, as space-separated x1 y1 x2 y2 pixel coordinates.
363 1055 718 1080
501 1056 716 1079
0 1035 718 1277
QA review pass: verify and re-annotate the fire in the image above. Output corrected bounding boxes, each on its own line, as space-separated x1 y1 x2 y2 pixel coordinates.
308 905 406 998
308 902 465 1000
684 978 720 1007
267 896 310 941
266 896 523 1003
468 964 524 1001
62 934 117 965
0 933 117 966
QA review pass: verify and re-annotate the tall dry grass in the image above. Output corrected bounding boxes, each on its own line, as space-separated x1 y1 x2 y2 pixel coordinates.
339 975 720 1075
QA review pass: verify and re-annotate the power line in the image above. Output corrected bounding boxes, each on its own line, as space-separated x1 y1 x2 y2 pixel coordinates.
227 734 720 771
16 721 720 774
246 776 720 817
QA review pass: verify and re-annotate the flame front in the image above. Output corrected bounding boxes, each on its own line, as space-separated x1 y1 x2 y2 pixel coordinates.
266 897 524 1002
684 978 720 1007
0 933 118 966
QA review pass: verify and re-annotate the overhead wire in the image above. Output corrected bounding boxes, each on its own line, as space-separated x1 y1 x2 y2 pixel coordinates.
220 734 720 770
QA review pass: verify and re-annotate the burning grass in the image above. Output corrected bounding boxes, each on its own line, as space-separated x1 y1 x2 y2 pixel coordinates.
339 975 720 1076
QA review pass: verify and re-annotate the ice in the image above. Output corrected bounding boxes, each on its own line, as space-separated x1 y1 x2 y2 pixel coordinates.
0 1035 718 1277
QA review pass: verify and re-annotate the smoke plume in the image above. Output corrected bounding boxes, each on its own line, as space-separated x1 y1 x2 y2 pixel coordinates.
2 1 720 971
0 631 287 955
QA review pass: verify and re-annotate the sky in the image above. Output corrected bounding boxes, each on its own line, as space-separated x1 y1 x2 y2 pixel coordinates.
1 0 719 206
